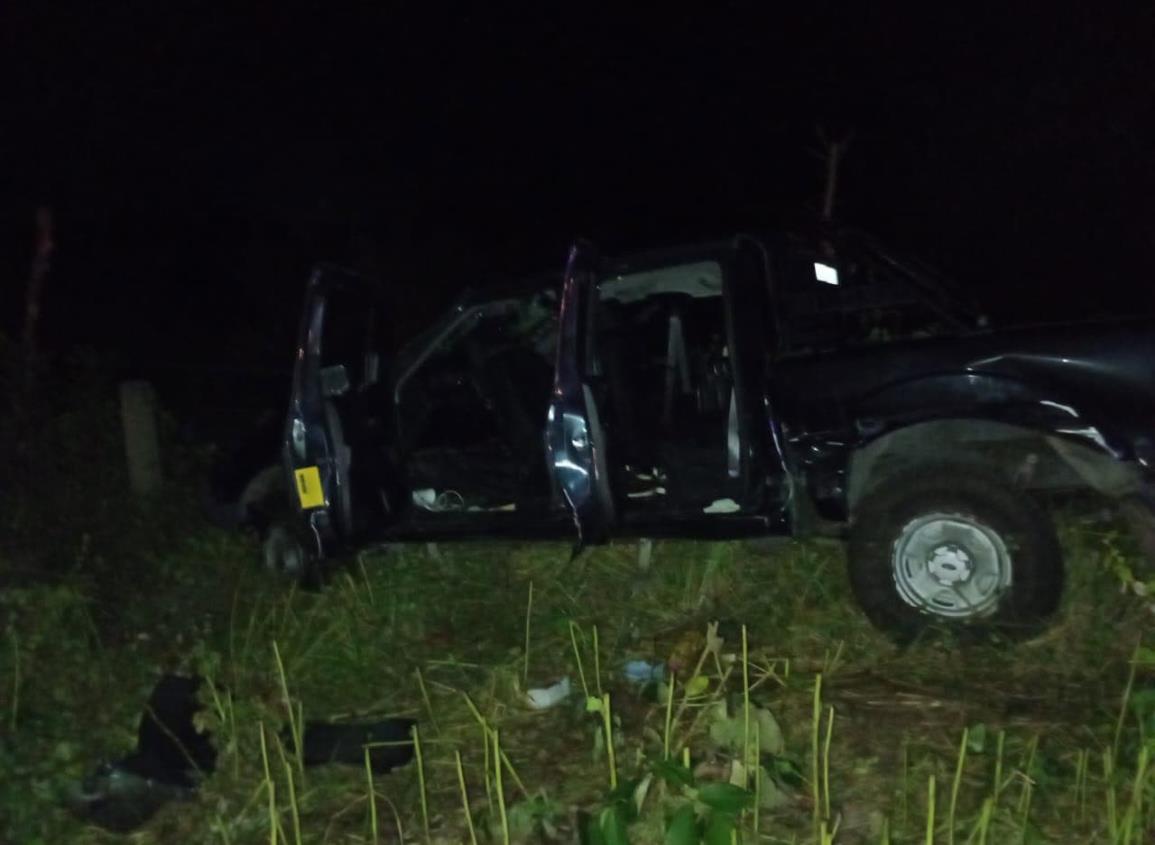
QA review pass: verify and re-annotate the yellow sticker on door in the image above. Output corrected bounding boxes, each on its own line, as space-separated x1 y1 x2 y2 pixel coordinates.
294 466 325 509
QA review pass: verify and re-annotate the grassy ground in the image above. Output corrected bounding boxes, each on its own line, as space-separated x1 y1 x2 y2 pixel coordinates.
3 489 1155 843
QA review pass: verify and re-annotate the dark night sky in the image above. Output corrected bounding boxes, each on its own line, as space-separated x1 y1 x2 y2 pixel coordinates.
2 3 1154 386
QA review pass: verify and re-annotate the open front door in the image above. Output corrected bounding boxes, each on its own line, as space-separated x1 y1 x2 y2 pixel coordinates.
546 241 616 547
284 265 390 558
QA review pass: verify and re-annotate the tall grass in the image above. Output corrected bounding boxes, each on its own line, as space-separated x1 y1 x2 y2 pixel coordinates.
6 511 1155 843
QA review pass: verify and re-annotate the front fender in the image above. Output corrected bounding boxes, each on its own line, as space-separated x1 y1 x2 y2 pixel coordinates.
794 371 1147 522
855 371 1135 458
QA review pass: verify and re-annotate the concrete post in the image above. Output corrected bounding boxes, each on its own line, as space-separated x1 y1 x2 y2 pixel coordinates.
120 380 162 496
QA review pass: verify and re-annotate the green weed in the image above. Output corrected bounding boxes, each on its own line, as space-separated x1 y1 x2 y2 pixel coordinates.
4 500 1155 842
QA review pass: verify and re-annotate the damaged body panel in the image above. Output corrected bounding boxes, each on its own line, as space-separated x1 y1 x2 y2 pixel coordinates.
775 319 1155 523
277 227 1155 639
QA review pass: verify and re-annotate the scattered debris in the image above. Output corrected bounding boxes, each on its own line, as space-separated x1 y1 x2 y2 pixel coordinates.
66 674 416 833
622 660 665 685
703 497 741 514
467 502 517 512
526 677 573 710
285 718 416 774
413 487 517 512
67 762 198 834
65 675 216 832
412 488 465 512
625 466 668 499
626 486 666 499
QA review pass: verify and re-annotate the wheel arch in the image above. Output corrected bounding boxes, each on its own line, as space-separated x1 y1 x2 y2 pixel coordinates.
847 417 1143 515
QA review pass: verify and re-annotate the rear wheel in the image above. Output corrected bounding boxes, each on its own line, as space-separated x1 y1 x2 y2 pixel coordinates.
848 463 1063 642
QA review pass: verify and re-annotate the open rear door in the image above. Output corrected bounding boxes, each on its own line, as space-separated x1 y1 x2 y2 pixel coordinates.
546 242 616 548
284 265 390 558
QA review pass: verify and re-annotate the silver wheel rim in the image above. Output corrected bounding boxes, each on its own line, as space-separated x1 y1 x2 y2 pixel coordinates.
891 512 1012 620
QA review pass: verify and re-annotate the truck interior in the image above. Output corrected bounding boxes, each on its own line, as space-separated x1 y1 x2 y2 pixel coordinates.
591 259 748 517
391 288 560 519
384 255 754 531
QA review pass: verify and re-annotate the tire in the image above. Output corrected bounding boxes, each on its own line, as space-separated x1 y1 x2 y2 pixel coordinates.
848 463 1063 643
262 522 324 591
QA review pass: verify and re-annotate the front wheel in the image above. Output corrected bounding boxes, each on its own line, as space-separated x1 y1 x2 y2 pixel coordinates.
262 522 324 591
848 463 1063 642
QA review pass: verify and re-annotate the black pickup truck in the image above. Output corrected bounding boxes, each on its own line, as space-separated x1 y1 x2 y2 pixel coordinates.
272 227 1155 641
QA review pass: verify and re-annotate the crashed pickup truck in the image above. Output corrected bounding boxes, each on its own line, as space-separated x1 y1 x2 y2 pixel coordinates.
275 227 1155 640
